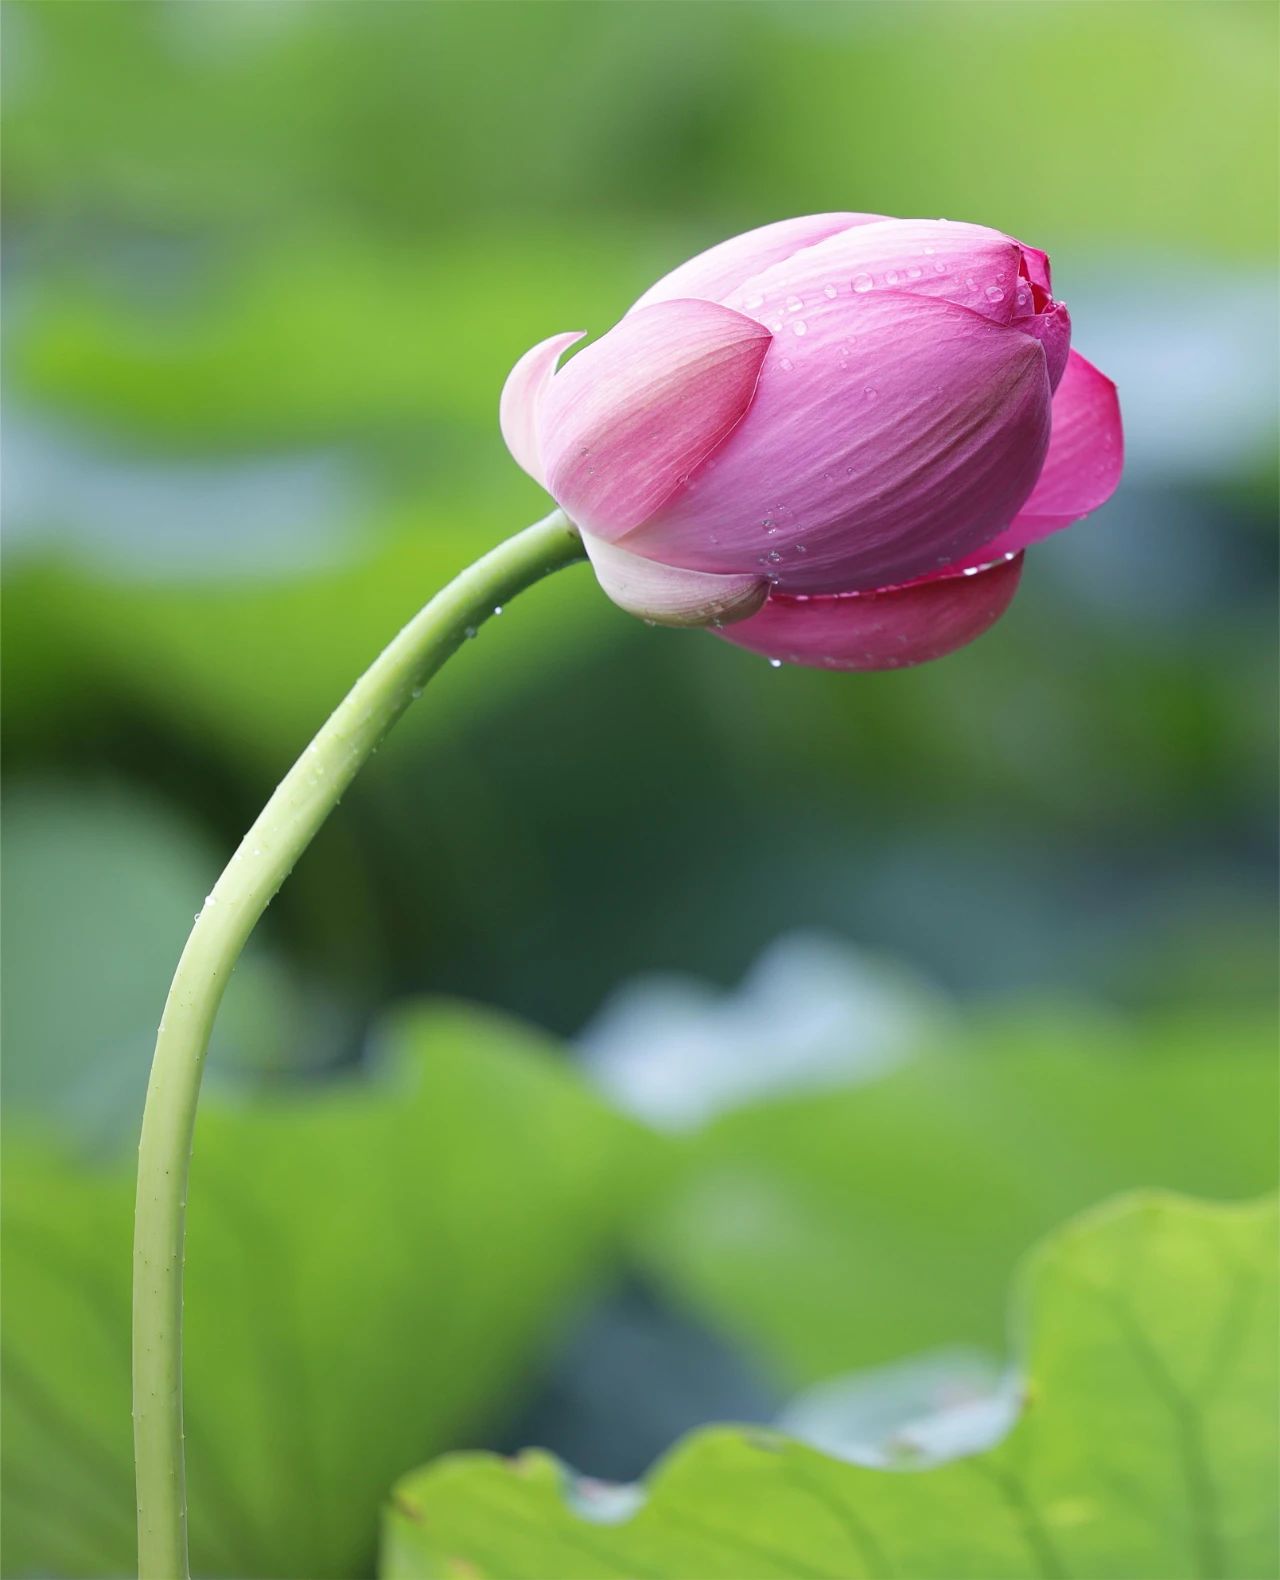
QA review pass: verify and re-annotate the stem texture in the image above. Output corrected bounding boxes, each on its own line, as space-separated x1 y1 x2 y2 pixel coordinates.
132 511 585 1579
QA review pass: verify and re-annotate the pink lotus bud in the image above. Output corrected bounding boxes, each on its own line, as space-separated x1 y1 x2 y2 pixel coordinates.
501 214 1122 669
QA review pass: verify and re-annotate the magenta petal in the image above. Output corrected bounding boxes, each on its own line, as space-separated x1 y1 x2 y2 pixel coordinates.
625 290 1051 593
499 331 586 485
540 298 771 542
1018 244 1052 296
953 350 1122 565
724 218 1027 325
718 554 1024 671
1017 300 1071 392
632 214 885 310
583 532 766 627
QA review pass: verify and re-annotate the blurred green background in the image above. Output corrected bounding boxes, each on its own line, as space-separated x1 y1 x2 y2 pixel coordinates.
2 3 1276 1577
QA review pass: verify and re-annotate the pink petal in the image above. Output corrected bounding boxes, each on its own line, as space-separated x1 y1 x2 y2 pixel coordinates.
952 350 1122 565
583 532 766 627
718 554 1024 671
624 290 1051 594
1017 300 1071 392
632 214 885 310
540 298 771 542
499 331 585 485
723 219 1027 326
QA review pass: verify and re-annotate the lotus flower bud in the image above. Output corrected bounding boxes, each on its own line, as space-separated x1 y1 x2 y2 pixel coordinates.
501 214 1122 670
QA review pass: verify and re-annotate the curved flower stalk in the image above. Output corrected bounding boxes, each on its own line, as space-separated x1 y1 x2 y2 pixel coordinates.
133 216 1122 1579
501 213 1123 668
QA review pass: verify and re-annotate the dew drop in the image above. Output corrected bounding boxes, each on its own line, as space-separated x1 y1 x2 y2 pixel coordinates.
463 625 477 640
766 549 783 564
864 385 878 400
852 273 873 293
906 265 923 280
984 284 1005 303
785 294 804 313
884 269 901 285
923 245 936 255
791 320 807 337
778 356 794 371
743 292 764 310
768 658 783 669
822 283 839 299
493 605 504 615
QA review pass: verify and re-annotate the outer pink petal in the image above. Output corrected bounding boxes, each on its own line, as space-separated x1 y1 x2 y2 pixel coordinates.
952 350 1122 566
632 214 885 310
723 218 1029 326
540 298 771 542
583 532 766 627
499 331 585 485
718 554 1024 671
624 290 1051 594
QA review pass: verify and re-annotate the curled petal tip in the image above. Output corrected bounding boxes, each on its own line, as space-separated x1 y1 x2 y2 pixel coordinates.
499 331 585 485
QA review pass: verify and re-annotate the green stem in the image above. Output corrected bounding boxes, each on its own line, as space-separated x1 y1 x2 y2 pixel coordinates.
132 511 585 1580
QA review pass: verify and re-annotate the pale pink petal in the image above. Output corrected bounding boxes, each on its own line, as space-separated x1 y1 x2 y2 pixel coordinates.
540 298 771 542
1017 300 1071 392
499 331 585 484
723 219 1027 326
624 290 1051 594
718 554 1024 671
583 532 766 627
632 214 885 310
952 350 1122 565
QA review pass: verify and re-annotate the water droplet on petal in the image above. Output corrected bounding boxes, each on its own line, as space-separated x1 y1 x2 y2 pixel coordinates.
906 266 923 280
852 273 873 293
493 605 504 615
785 295 804 312
768 658 783 669
885 270 901 286
984 284 1005 303
778 356 794 371
792 320 807 336
823 283 839 298
864 386 878 400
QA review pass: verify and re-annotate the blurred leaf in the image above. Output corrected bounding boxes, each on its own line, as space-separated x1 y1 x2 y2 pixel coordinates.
4 3 1273 258
3 503 610 776
384 1193 1279 1579
638 1007 1278 1384
0 780 294 1143
8 228 663 450
1 1002 658 1579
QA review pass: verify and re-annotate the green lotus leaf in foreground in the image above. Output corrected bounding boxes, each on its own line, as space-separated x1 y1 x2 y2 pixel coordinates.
1 1004 657 1580
384 1193 1278 1580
